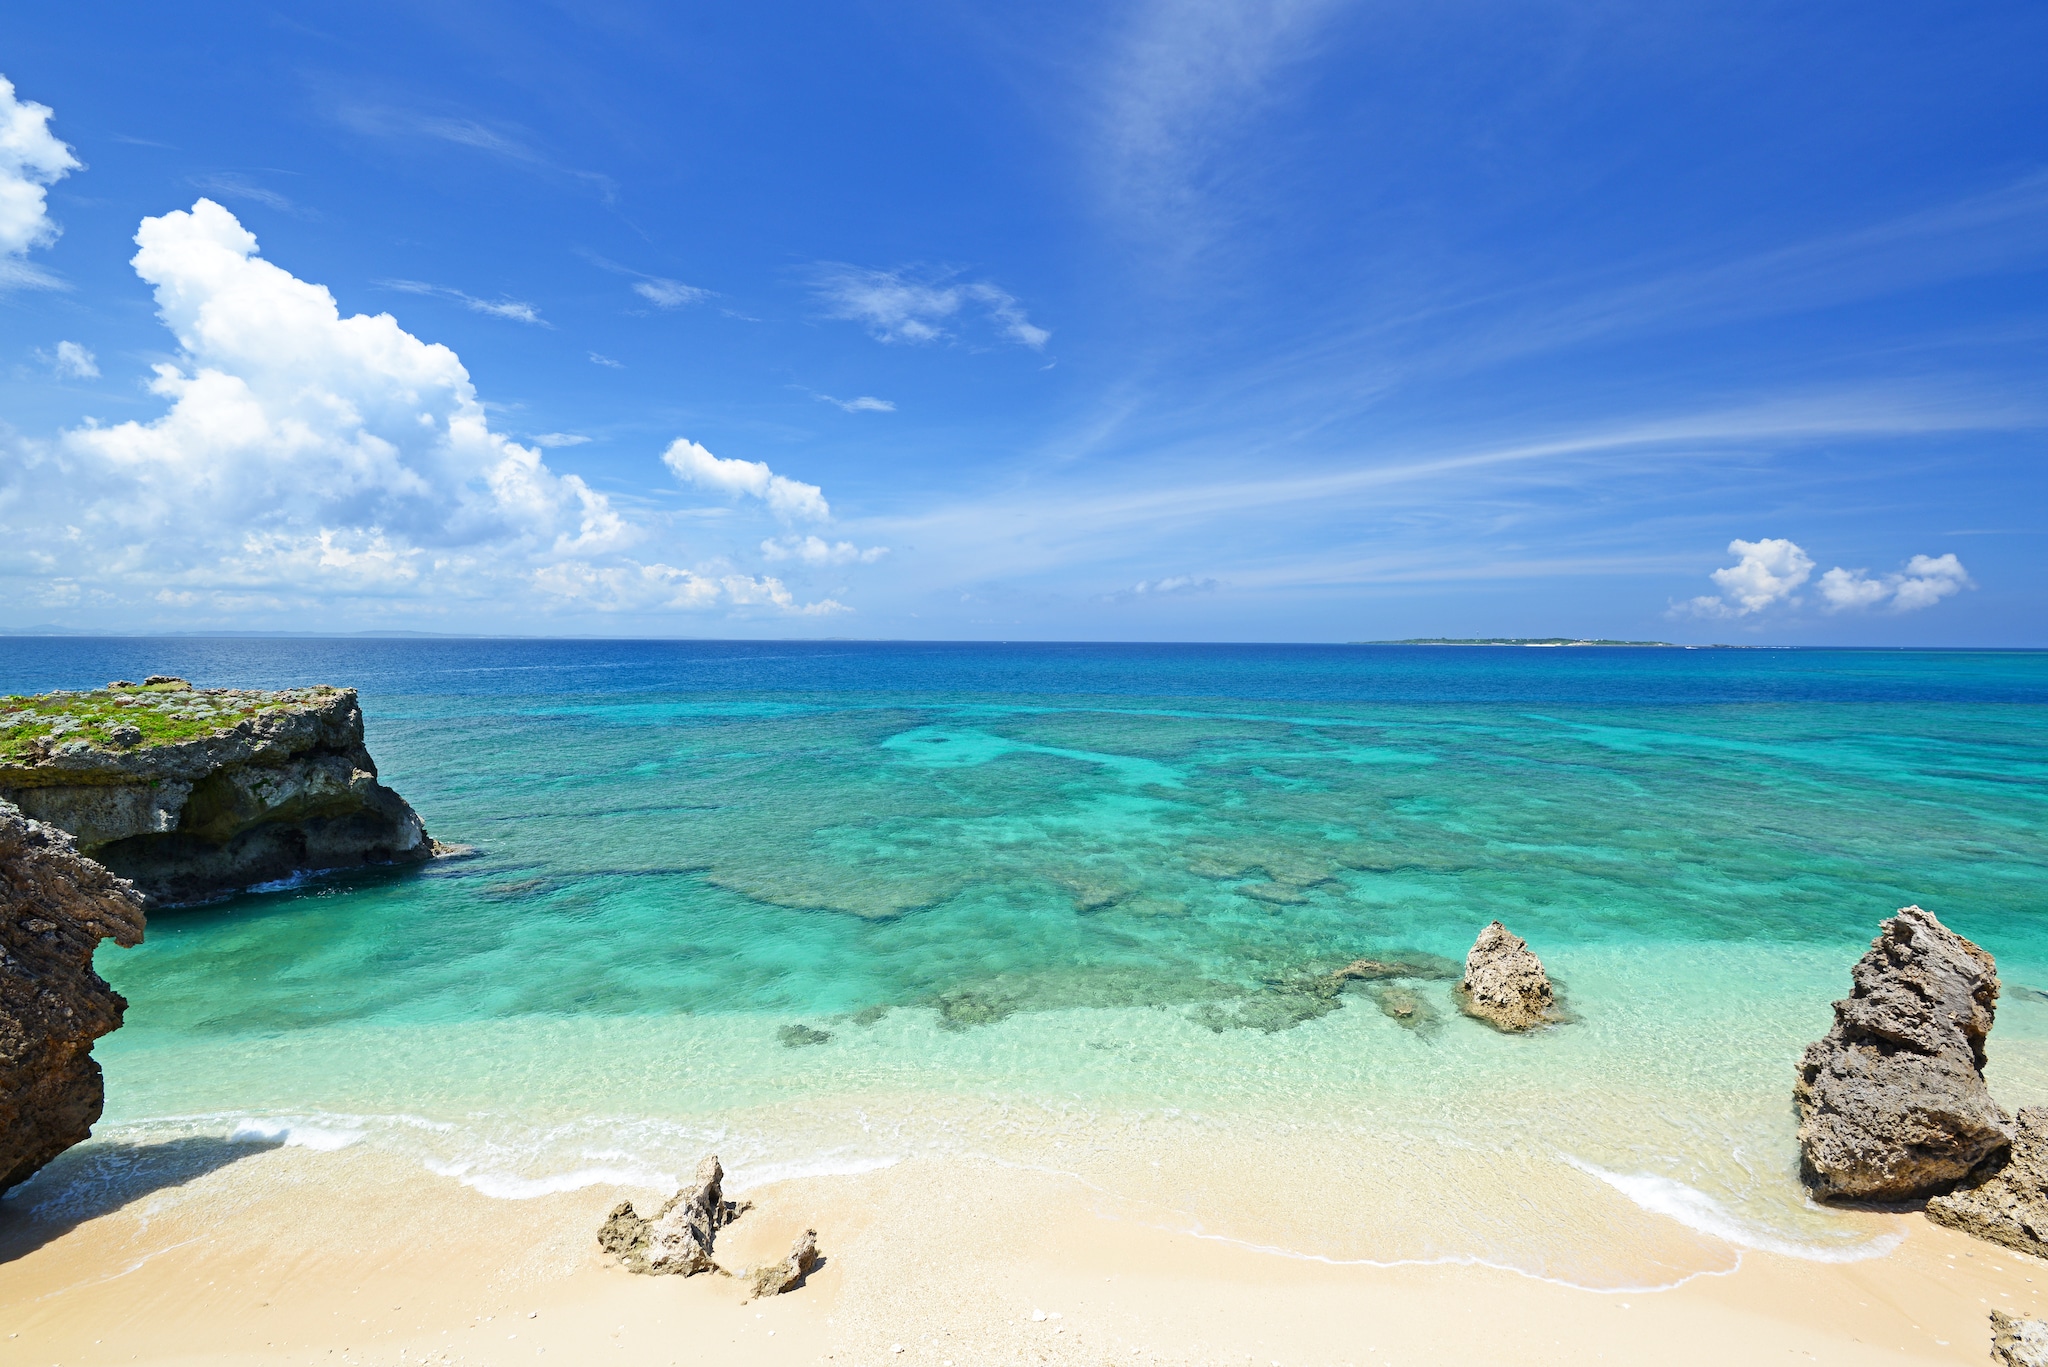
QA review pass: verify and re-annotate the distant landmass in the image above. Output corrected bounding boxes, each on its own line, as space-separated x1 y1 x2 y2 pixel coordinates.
1357 637 1690 647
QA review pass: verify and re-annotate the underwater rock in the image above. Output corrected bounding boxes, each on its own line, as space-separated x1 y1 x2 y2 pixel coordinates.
1927 1108 2048 1255
1367 983 1439 1032
1455 921 1558 1032
743 1228 821 1300
1332 952 1461 983
0 682 438 906
599 1154 749 1275
1991 1311 2048 1367
1795 905 2011 1202
0 800 146 1194
777 1023 832 1048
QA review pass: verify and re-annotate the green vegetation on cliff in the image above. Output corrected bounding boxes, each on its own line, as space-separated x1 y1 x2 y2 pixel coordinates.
0 679 338 763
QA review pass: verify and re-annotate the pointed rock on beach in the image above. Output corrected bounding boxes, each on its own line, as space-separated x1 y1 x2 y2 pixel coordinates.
1456 921 1558 1031
1795 905 2011 1202
1991 1310 2048 1367
743 1228 820 1300
598 1154 748 1275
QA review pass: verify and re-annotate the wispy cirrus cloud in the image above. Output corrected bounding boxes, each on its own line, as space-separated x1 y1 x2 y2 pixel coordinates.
331 101 617 201
811 264 1048 349
378 278 548 325
188 172 305 215
578 250 712 309
35 339 97 378
815 393 895 413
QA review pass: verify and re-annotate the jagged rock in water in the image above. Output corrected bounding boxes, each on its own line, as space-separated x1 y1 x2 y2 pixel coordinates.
0 682 438 906
1455 921 1558 1032
1992 1311 2048 1367
743 1228 820 1300
0 800 145 1194
1927 1108 2048 1255
1795 905 2012 1202
598 1154 748 1275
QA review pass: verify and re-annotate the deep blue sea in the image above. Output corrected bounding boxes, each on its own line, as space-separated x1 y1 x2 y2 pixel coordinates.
5 639 2046 1288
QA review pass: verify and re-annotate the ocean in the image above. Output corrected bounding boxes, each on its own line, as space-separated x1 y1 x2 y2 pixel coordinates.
5 638 2046 1290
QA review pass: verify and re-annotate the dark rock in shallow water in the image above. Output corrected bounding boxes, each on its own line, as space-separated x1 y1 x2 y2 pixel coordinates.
1927 1108 2048 1255
777 1023 832 1048
743 1228 821 1300
599 1154 749 1276
1455 921 1559 1032
1332 951 1461 983
1991 1311 2048 1367
0 800 145 1194
0 683 437 906
1795 905 2011 1202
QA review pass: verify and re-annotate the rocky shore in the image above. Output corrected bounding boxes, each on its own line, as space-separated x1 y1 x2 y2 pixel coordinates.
0 800 144 1194
0 678 437 905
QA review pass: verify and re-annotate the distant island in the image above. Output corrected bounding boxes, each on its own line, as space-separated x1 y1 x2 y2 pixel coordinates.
1356 637 1687 647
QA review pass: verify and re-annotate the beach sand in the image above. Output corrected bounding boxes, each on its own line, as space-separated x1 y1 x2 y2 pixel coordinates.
2 1145 2041 1366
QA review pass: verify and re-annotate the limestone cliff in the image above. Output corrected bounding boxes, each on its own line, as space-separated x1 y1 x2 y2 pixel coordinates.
1 799 145 1194
0 679 435 906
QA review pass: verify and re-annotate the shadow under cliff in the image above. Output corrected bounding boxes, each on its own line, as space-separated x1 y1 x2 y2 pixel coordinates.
0 1135 279 1264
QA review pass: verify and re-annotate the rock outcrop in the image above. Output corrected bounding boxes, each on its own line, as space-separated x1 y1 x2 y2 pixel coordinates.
1926 1108 2048 1255
1795 905 2011 1202
1 800 145 1194
599 1155 749 1276
1991 1311 2048 1367
1456 921 1558 1032
0 681 436 906
743 1228 821 1300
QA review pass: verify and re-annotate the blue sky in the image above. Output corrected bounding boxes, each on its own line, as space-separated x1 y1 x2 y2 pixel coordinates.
1 1 2043 643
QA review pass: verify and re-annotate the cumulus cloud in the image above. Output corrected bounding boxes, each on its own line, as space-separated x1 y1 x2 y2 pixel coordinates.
37 340 98 378
633 277 708 308
760 535 889 565
379 278 546 325
1678 538 1814 618
0 74 80 287
1819 553 1971 612
0 199 845 621
812 265 1049 348
662 439 830 522
1680 537 1971 618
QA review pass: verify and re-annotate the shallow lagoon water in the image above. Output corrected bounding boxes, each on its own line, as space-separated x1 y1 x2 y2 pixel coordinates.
5 640 2046 1288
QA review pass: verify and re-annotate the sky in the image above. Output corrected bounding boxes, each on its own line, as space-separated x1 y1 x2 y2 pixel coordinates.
1 1 2043 644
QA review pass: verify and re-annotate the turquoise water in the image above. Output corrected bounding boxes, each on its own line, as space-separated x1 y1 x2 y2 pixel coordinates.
5 641 2047 1287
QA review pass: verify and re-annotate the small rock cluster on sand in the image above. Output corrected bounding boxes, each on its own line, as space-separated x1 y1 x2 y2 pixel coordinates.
598 1154 821 1299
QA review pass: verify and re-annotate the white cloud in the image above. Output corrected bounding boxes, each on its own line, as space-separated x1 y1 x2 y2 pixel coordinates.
817 393 896 413
529 432 591 448
1819 553 1971 612
38 340 98 378
1680 538 1971 618
380 278 546 325
1134 574 1218 595
662 438 830 522
189 172 300 214
812 265 1049 348
633 277 708 308
589 351 623 368
0 74 80 287
1678 537 1814 618
0 199 843 622
760 535 889 565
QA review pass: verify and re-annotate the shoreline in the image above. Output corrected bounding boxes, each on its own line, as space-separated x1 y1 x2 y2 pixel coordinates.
3 1145 2040 1365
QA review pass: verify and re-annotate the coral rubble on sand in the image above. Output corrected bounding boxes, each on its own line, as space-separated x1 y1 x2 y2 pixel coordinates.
0 800 145 1193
